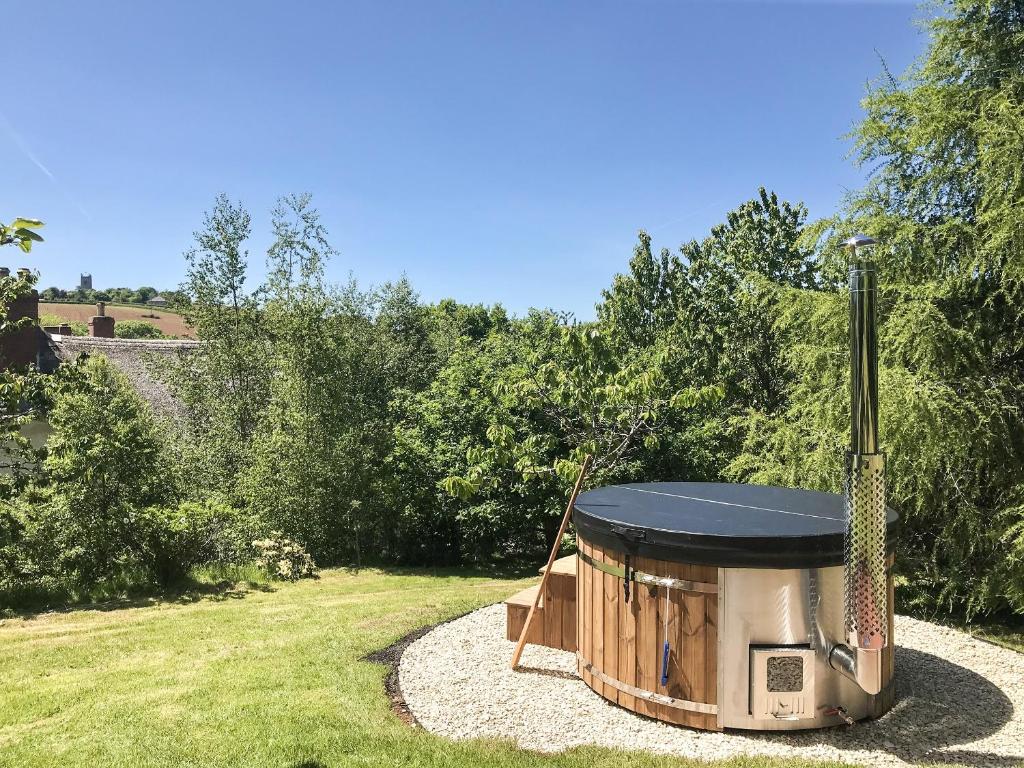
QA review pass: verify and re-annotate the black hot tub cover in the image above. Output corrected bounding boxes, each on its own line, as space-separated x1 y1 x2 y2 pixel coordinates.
573 482 898 569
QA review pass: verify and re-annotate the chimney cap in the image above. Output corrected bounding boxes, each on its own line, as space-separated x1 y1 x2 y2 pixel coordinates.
843 233 876 251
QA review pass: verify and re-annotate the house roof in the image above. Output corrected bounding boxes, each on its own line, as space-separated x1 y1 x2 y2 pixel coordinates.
48 335 200 424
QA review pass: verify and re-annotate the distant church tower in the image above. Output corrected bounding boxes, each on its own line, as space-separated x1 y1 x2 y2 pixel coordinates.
80 273 92 290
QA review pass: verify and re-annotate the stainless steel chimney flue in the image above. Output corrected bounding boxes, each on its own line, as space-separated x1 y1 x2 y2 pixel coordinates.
828 234 889 696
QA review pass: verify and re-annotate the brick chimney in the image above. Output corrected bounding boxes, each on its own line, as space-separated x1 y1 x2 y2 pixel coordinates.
88 301 115 338
0 267 41 369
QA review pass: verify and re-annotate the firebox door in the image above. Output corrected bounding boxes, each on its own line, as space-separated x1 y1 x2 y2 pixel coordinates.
749 646 816 721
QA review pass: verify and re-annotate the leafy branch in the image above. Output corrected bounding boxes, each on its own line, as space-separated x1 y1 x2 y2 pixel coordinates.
442 323 722 500
0 218 44 254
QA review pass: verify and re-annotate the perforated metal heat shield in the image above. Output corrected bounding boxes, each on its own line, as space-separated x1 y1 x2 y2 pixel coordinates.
844 452 888 650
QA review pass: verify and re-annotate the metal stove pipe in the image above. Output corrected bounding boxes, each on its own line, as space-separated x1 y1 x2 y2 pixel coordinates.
828 234 888 696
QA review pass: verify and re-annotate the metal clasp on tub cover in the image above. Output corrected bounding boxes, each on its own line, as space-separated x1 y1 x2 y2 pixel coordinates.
610 524 646 544
623 554 632 603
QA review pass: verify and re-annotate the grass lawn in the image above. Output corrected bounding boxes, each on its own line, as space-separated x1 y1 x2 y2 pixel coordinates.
955 621 1024 654
0 568 867 768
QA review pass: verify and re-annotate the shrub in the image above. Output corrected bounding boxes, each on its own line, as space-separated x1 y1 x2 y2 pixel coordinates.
201 496 266 565
38 314 87 335
115 320 165 339
252 532 317 581
0 502 27 595
42 354 177 583
131 501 237 587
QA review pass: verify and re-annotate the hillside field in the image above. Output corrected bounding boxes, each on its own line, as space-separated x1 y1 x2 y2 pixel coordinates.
39 302 195 338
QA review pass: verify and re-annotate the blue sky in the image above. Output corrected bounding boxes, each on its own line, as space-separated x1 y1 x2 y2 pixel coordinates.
3 0 926 318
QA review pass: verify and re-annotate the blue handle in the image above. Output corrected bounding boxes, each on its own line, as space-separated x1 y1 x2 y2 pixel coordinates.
660 641 670 686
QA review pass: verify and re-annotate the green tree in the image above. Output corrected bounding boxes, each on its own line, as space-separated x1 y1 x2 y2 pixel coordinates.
678 188 817 414
38 355 177 583
0 220 46 601
596 191 815 482
0 223 47 495
434 312 722 561
731 0 1024 617
134 287 157 304
115 320 166 339
173 195 269 496
238 194 355 558
597 231 685 350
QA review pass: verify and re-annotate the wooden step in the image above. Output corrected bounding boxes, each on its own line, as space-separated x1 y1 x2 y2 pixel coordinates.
538 554 577 576
505 586 544 644
505 584 542 608
504 557 578 653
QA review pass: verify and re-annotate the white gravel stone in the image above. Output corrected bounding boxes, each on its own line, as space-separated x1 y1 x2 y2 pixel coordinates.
399 604 1024 768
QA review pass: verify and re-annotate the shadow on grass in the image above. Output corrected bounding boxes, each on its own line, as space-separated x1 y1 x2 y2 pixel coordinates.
367 559 551 581
1 577 276 622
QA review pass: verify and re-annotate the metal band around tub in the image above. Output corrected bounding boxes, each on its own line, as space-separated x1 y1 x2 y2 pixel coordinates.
577 550 718 594
577 654 718 715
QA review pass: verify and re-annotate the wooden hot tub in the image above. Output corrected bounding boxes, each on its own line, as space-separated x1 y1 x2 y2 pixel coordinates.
572 481 897 731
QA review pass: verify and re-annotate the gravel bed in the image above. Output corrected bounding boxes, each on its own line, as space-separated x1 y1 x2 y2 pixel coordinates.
399 603 1024 767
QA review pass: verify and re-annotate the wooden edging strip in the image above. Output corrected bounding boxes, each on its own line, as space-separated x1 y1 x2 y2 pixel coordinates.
577 653 718 715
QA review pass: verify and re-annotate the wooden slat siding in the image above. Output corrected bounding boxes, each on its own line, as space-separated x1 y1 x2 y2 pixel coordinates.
506 603 545 645
543 569 562 651
603 551 619 704
650 567 664 722
695 563 717 731
683 565 707 728
549 570 568 652
704 565 721 731
591 542 605 698
629 555 646 718
585 539 597 691
504 573 574 653
660 560 683 727
580 541 592 687
575 536 721 729
560 569 577 652
575 548 581 676
650 559 669 724
635 555 658 719
618 547 637 711
505 604 517 642
662 560 701 728
575 551 582 676
680 561 696 727
656 559 679 725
